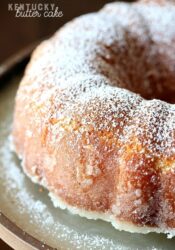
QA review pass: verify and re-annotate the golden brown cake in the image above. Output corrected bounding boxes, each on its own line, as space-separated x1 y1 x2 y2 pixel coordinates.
12 0 175 237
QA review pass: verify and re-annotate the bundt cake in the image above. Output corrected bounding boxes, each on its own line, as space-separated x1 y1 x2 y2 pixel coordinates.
12 0 175 237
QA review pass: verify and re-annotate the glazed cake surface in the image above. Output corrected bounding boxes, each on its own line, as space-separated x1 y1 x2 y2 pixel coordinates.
13 0 175 237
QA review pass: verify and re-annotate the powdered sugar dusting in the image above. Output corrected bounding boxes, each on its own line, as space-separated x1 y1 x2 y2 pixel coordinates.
18 0 175 158
0 137 137 250
1 55 175 250
0 128 173 250
12 0 175 239
0 91 125 250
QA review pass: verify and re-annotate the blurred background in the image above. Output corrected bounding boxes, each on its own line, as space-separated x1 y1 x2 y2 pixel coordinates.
0 0 133 249
0 0 131 64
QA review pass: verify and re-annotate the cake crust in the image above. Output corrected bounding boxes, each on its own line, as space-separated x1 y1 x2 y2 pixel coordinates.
13 0 175 236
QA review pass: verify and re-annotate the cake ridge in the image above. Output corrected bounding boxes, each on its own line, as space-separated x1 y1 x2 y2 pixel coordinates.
13 0 175 235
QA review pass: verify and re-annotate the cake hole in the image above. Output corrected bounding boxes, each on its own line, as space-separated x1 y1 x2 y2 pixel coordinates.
101 46 175 104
